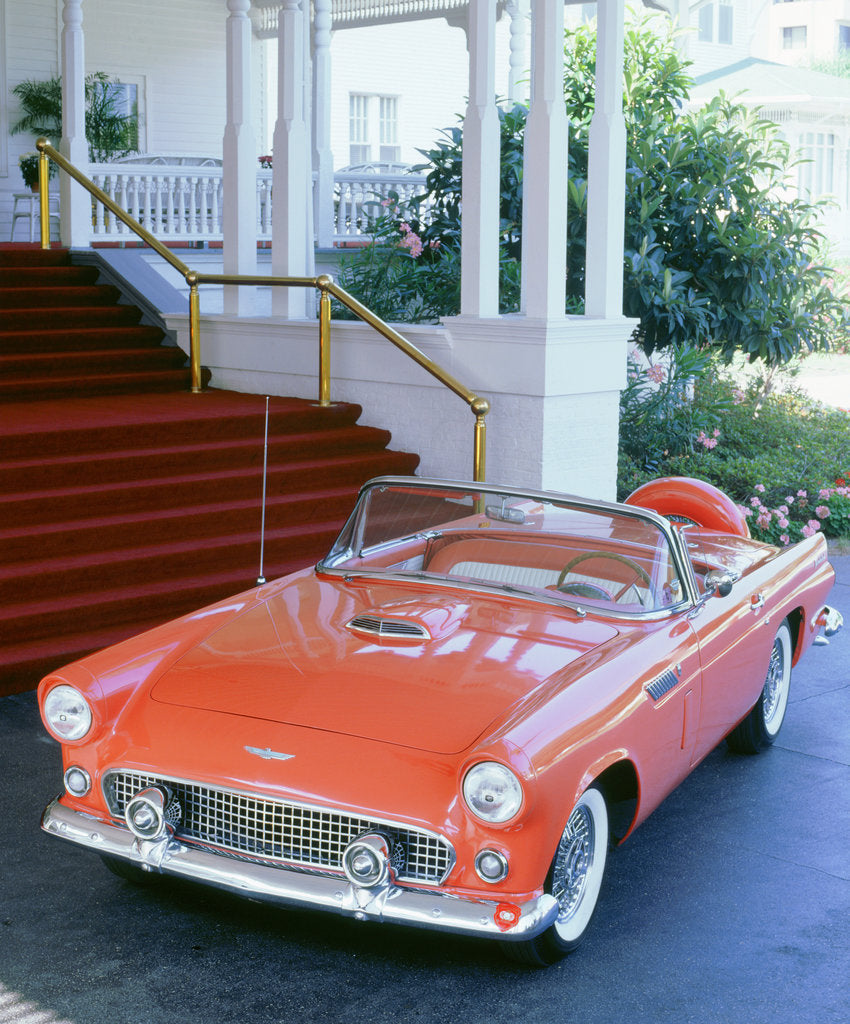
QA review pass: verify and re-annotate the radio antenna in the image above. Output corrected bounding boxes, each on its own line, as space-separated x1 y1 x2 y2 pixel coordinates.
257 397 270 585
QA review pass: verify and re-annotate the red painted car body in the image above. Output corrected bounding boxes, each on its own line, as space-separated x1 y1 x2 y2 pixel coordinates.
39 476 842 964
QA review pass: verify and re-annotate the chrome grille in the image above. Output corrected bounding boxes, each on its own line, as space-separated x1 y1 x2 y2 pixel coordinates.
103 770 453 885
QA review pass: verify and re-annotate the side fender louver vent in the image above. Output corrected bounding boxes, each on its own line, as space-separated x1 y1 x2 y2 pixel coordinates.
347 615 431 641
645 669 679 702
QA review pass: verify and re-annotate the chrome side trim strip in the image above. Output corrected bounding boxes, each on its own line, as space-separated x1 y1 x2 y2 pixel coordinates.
41 798 557 943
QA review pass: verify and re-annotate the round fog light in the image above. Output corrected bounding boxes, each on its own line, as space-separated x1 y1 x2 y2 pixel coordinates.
63 765 91 797
342 833 391 888
125 787 169 841
475 849 509 884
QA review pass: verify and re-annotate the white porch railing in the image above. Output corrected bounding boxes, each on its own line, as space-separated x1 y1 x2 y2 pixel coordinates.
87 158 428 246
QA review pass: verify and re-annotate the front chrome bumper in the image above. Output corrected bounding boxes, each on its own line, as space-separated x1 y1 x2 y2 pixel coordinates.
41 798 558 943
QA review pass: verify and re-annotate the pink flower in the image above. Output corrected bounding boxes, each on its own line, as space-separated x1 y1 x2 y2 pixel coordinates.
750 496 762 507
777 516 789 529
815 505 830 519
778 505 789 515
785 496 794 505
756 511 772 530
797 489 807 498
801 519 821 538
712 428 720 438
780 534 790 546
647 364 666 383
818 489 832 500
732 388 746 404
398 223 423 257
754 484 765 493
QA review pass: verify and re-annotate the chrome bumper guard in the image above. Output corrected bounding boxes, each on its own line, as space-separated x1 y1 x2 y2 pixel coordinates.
814 605 843 646
41 798 558 942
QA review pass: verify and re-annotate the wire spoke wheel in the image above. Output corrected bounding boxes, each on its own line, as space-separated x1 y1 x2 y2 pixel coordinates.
727 619 793 754
552 804 595 927
502 786 608 966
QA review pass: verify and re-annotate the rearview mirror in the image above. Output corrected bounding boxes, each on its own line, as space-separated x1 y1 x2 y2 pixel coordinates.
704 569 734 598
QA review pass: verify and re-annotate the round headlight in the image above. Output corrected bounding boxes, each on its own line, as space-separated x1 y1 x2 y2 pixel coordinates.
462 762 523 823
43 685 92 742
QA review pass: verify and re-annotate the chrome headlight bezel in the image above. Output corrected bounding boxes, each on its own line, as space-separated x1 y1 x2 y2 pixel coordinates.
462 761 524 824
43 685 93 743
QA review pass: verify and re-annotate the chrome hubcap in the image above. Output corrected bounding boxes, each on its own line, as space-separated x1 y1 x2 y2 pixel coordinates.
552 804 594 921
762 640 785 727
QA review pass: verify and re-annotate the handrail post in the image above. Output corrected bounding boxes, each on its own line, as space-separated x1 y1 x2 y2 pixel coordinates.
187 272 204 393
472 398 490 483
38 146 50 249
317 274 332 407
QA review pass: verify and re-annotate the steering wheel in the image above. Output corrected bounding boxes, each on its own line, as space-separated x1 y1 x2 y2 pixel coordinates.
557 551 654 604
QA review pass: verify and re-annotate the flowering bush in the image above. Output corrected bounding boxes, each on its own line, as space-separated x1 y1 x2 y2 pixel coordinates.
258 155 272 169
618 356 850 543
333 191 462 323
739 482 850 545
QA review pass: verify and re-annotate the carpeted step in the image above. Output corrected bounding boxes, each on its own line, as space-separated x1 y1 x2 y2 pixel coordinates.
0 425 391 493
0 392 365 458
0 367 198 402
0 486 359 562
0 284 121 308
0 447 418 527
0 248 71 267
1 551 329 648
0 265 100 288
0 342 182 379
0 517 346 605
0 305 143 332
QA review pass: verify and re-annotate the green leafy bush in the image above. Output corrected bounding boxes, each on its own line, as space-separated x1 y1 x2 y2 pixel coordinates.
345 14 848 360
618 355 850 543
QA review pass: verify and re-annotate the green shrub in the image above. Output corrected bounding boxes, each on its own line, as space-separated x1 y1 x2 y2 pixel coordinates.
618 355 850 543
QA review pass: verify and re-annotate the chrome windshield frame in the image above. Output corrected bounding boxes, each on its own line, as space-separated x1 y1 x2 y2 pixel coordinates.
318 477 702 618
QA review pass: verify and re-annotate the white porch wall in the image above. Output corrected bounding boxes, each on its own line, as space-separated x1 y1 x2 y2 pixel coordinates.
1 0 59 238
81 0 230 156
162 312 629 499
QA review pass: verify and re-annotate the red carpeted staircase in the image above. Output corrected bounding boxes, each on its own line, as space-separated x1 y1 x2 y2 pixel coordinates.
0 247 419 694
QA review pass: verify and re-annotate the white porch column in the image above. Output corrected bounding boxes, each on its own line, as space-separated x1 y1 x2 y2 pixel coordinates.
272 0 311 318
312 0 334 249
59 0 89 247
506 0 529 104
223 0 258 314
460 0 499 317
584 0 626 318
520 0 568 319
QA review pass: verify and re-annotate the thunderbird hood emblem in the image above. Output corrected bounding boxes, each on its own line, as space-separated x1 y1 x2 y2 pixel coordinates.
245 746 294 762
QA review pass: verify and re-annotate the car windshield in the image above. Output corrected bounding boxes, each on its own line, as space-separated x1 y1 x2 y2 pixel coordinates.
321 481 687 615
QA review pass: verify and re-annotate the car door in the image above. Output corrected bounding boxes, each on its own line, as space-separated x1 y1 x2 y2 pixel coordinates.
686 565 776 765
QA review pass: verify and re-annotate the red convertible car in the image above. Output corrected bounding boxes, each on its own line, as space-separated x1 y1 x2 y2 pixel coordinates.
39 476 842 965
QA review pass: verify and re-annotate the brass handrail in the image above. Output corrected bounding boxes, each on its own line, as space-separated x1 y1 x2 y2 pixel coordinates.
35 138 489 481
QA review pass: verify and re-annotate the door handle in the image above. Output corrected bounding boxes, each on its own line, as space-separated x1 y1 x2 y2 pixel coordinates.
750 593 765 612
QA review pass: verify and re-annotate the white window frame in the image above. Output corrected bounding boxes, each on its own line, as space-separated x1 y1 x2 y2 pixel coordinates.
798 131 836 200
697 0 733 45
782 25 807 50
348 92 400 166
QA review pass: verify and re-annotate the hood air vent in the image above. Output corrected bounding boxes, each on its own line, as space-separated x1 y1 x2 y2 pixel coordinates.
346 614 430 641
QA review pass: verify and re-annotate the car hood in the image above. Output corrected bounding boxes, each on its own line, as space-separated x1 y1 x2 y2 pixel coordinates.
150 575 618 754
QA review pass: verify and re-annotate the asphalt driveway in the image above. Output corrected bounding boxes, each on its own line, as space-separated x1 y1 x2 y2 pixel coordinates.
1 556 848 1024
